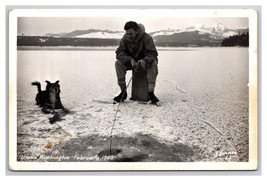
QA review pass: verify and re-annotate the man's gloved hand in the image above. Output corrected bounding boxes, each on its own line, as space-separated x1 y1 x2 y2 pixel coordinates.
136 59 146 70
131 59 137 69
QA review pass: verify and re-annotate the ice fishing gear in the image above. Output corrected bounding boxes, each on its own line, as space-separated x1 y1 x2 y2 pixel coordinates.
99 67 160 158
103 70 142 157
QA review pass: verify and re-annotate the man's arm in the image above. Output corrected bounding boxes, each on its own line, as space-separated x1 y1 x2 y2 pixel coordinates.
143 35 158 64
115 36 133 63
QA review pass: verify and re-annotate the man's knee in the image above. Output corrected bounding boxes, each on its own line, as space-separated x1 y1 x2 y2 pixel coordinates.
147 61 158 81
116 59 133 71
115 60 122 68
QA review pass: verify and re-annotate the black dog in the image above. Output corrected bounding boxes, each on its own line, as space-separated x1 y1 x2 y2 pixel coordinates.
31 80 67 114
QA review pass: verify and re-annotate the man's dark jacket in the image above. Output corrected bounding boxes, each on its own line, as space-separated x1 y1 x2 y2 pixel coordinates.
116 24 158 65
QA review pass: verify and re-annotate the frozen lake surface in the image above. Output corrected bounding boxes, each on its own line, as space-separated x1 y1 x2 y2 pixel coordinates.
17 47 248 107
16 47 249 162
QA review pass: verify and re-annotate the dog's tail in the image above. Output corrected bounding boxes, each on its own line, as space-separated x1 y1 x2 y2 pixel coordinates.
31 81 41 93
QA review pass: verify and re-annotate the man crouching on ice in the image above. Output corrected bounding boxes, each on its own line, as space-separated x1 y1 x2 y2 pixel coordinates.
114 21 159 104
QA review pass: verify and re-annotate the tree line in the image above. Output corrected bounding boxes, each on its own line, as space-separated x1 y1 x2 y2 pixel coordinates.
17 36 120 47
221 32 249 47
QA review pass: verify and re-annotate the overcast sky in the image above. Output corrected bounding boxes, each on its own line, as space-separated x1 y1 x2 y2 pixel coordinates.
18 17 248 35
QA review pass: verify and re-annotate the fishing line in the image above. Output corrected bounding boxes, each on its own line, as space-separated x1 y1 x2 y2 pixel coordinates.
109 76 134 155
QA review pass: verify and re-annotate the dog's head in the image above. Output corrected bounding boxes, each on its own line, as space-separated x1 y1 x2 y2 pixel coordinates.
45 80 60 94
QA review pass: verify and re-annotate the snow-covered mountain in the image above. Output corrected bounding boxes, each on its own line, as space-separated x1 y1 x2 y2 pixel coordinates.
76 31 124 39
186 23 227 33
150 23 245 39
43 23 247 40
46 29 125 39
18 23 248 47
149 23 248 46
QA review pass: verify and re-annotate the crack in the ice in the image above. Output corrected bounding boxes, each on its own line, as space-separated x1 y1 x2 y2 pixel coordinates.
161 78 189 94
162 77 238 158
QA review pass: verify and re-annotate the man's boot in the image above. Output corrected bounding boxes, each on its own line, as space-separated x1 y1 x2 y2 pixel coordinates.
148 91 159 104
113 90 127 102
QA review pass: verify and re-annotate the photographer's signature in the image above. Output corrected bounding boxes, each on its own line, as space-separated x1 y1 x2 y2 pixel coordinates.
215 150 237 157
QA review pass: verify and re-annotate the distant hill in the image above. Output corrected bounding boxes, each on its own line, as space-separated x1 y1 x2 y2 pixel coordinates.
153 31 222 47
17 23 249 47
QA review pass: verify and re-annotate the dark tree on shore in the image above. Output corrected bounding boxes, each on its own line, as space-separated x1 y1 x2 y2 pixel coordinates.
221 31 249 47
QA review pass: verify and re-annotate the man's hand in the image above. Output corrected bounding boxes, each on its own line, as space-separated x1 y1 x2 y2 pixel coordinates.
136 59 146 69
131 59 137 68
